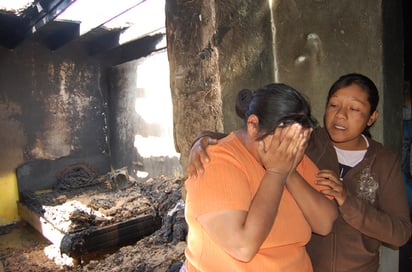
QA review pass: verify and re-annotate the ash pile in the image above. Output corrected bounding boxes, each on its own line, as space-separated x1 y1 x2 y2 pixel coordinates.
18 164 188 271
81 175 187 272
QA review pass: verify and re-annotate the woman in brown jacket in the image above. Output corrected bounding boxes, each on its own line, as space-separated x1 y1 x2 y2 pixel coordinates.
188 73 412 271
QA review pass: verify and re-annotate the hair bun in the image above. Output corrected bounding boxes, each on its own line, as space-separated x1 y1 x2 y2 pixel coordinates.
235 89 253 119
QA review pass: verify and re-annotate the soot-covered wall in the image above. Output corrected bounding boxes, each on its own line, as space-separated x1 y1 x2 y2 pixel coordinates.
0 41 111 224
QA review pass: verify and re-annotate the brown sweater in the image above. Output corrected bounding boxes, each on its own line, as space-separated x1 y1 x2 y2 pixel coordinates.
306 127 412 272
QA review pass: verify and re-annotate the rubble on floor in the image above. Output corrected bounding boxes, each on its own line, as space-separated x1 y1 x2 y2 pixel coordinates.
0 174 187 272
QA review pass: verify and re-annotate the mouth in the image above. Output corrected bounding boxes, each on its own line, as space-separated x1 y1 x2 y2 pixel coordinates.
333 124 346 130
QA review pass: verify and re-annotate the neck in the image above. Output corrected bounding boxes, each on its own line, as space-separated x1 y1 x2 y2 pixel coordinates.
234 129 260 161
333 135 368 150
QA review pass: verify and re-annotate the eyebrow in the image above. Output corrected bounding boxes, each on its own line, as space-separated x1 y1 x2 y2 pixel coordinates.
330 95 368 105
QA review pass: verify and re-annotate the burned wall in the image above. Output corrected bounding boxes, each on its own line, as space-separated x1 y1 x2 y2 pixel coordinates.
107 61 141 177
0 40 111 223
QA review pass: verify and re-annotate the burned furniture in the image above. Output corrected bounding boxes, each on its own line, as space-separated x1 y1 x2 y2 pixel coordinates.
16 158 163 259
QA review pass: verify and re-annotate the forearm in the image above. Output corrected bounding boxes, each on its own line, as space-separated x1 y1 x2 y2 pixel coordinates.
339 160 412 247
287 171 337 235
340 195 412 247
243 172 286 248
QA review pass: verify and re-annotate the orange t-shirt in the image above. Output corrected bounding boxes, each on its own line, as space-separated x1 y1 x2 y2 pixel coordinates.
185 133 323 271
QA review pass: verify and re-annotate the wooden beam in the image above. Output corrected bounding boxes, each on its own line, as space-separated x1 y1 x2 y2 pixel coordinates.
6 0 77 48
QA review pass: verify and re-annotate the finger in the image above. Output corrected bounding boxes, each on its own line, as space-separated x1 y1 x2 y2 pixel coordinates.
315 179 336 188
321 187 343 196
196 145 210 163
208 138 218 145
317 171 340 182
280 125 303 169
277 124 299 147
302 128 312 144
186 164 197 178
199 137 213 162
318 179 343 195
261 126 283 156
193 156 205 174
284 124 303 154
271 126 283 145
296 129 308 153
320 189 338 199
318 176 342 186
257 139 266 155
317 169 336 176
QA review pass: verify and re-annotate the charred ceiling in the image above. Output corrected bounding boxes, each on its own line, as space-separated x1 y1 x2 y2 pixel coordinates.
0 0 165 60
0 0 79 49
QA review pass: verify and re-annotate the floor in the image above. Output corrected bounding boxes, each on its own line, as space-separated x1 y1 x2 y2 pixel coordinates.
0 222 48 249
0 222 55 272
1 221 411 272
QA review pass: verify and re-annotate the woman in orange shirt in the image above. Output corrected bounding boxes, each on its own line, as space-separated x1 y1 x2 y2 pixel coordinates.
183 83 337 271
187 74 412 272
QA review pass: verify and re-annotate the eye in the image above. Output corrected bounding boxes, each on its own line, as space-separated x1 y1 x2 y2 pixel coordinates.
350 107 360 112
327 103 337 108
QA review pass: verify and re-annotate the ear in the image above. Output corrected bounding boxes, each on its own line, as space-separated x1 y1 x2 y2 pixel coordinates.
367 110 379 126
246 114 260 137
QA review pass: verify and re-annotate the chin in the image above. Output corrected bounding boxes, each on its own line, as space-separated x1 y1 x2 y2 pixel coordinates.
328 132 346 143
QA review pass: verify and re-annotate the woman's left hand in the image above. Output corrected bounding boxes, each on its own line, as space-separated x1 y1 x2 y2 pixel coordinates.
315 169 347 206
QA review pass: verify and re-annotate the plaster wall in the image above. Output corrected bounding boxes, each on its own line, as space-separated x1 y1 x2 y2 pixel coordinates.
216 0 403 156
271 0 397 150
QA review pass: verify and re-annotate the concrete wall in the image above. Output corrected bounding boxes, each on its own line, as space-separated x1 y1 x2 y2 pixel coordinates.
215 0 403 155
271 0 403 154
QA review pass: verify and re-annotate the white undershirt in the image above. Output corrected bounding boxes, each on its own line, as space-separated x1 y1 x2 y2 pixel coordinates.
333 134 369 167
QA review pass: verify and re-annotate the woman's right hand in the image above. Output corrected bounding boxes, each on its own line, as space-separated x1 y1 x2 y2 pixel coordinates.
187 136 218 178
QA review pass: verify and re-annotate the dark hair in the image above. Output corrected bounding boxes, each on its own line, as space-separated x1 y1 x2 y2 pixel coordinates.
327 73 379 137
235 83 315 140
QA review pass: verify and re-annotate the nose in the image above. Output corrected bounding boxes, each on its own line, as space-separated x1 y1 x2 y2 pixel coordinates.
335 106 347 119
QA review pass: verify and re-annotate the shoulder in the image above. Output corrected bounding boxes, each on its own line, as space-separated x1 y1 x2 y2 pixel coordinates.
306 127 332 161
209 133 244 156
312 126 329 140
204 133 250 170
367 137 398 159
308 127 330 148
365 138 402 181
